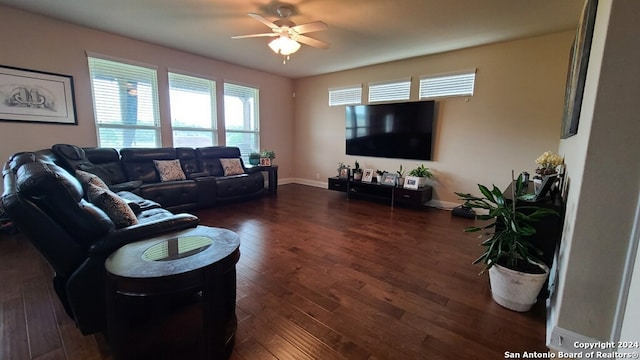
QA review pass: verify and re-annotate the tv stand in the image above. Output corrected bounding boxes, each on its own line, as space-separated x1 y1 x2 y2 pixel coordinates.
327 177 432 208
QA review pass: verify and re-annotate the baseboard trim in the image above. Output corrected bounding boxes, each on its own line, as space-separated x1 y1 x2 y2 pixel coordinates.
548 326 614 354
292 178 326 188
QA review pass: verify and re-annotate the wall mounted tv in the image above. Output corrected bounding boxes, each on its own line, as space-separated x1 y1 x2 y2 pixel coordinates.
345 101 435 160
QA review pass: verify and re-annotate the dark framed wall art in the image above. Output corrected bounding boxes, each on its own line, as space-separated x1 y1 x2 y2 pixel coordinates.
0 65 77 125
561 0 598 139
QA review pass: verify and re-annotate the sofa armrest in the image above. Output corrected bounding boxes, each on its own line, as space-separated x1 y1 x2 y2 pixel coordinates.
88 213 199 255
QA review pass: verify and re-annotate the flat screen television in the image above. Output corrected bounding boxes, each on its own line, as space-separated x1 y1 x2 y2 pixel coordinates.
345 101 435 160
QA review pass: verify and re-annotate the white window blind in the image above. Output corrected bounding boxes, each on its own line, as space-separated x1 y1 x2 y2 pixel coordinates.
87 57 161 149
368 79 411 103
224 83 259 162
168 72 217 148
328 85 362 106
419 71 476 99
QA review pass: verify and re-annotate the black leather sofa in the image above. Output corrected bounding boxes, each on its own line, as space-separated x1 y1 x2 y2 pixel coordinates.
1 144 263 338
1 150 200 334
51 144 266 211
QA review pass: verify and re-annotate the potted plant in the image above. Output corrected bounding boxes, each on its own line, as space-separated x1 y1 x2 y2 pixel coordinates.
535 150 564 176
407 164 433 187
455 172 558 312
375 169 386 183
260 150 275 166
353 160 362 181
396 164 405 186
249 152 261 165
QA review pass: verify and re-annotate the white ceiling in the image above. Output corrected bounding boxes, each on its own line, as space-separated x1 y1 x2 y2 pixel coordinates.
0 0 585 79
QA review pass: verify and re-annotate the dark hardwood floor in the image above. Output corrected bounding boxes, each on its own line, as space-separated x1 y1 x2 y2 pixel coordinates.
0 184 547 359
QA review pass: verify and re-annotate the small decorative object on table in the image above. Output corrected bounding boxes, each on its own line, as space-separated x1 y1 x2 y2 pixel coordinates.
407 164 433 188
352 160 363 181
396 164 405 187
534 150 564 198
534 151 563 176
337 162 350 178
381 173 397 186
249 152 261 165
362 169 374 182
404 176 419 190
260 150 275 166
375 169 386 183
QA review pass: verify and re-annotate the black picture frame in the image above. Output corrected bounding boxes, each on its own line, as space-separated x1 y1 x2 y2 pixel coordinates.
381 173 397 186
0 65 77 125
561 0 598 139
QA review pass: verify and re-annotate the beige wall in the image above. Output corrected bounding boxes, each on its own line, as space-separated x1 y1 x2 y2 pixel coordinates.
550 0 640 346
293 31 574 205
0 6 294 190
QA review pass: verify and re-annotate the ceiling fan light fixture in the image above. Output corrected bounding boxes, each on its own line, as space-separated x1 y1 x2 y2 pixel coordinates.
268 36 301 56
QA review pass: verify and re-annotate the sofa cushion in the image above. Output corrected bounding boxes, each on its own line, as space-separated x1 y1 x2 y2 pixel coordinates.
82 147 130 185
219 158 245 176
86 184 138 228
120 148 178 183
153 159 186 182
196 147 243 177
75 169 109 190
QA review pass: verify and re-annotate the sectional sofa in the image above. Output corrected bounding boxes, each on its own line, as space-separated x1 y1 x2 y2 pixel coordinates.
51 144 266 211
0 144 266 338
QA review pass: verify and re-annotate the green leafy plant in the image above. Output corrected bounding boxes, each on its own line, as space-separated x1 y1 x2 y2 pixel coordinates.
408 164 433 178
375 169 386 176
353 160 362 174
455 173 558 274
396 164 405 178
260 150 276 159
249 152 261 165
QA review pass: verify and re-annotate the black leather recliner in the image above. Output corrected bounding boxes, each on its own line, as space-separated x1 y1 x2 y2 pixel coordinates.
1 151 199 335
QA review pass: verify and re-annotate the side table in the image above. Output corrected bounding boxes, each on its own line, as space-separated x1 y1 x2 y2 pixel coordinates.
104 226 240 360
246 164 278 194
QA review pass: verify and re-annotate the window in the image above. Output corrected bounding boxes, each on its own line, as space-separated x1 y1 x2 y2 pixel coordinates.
328 85 362 106
168 72 217 148
87 56 161 148
419 71 476 99
224 83 259 161
368 79 411 103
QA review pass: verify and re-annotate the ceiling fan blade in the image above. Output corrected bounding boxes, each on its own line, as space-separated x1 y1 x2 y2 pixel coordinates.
296 35 329 49
292 21 328 34
248 13 279 30
232 33 279 39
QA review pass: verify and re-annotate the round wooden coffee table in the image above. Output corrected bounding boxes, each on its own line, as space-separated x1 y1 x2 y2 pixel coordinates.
105 226 240 360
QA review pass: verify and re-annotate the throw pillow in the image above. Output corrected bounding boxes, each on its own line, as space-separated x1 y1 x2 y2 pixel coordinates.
86 184 138 228
75 169 109 190
219 158 245 176
153 159 186 182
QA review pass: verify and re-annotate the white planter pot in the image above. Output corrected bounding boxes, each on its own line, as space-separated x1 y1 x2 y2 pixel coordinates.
417 177 428 187
488 262 549 312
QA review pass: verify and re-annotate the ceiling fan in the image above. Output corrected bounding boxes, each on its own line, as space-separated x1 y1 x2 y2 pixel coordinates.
232 6 329 63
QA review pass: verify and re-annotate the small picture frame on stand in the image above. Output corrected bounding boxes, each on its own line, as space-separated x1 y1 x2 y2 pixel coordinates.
362 169 374 182
260 157 272 166
339 167 350 179
381 173 397 186
403 176 419 190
